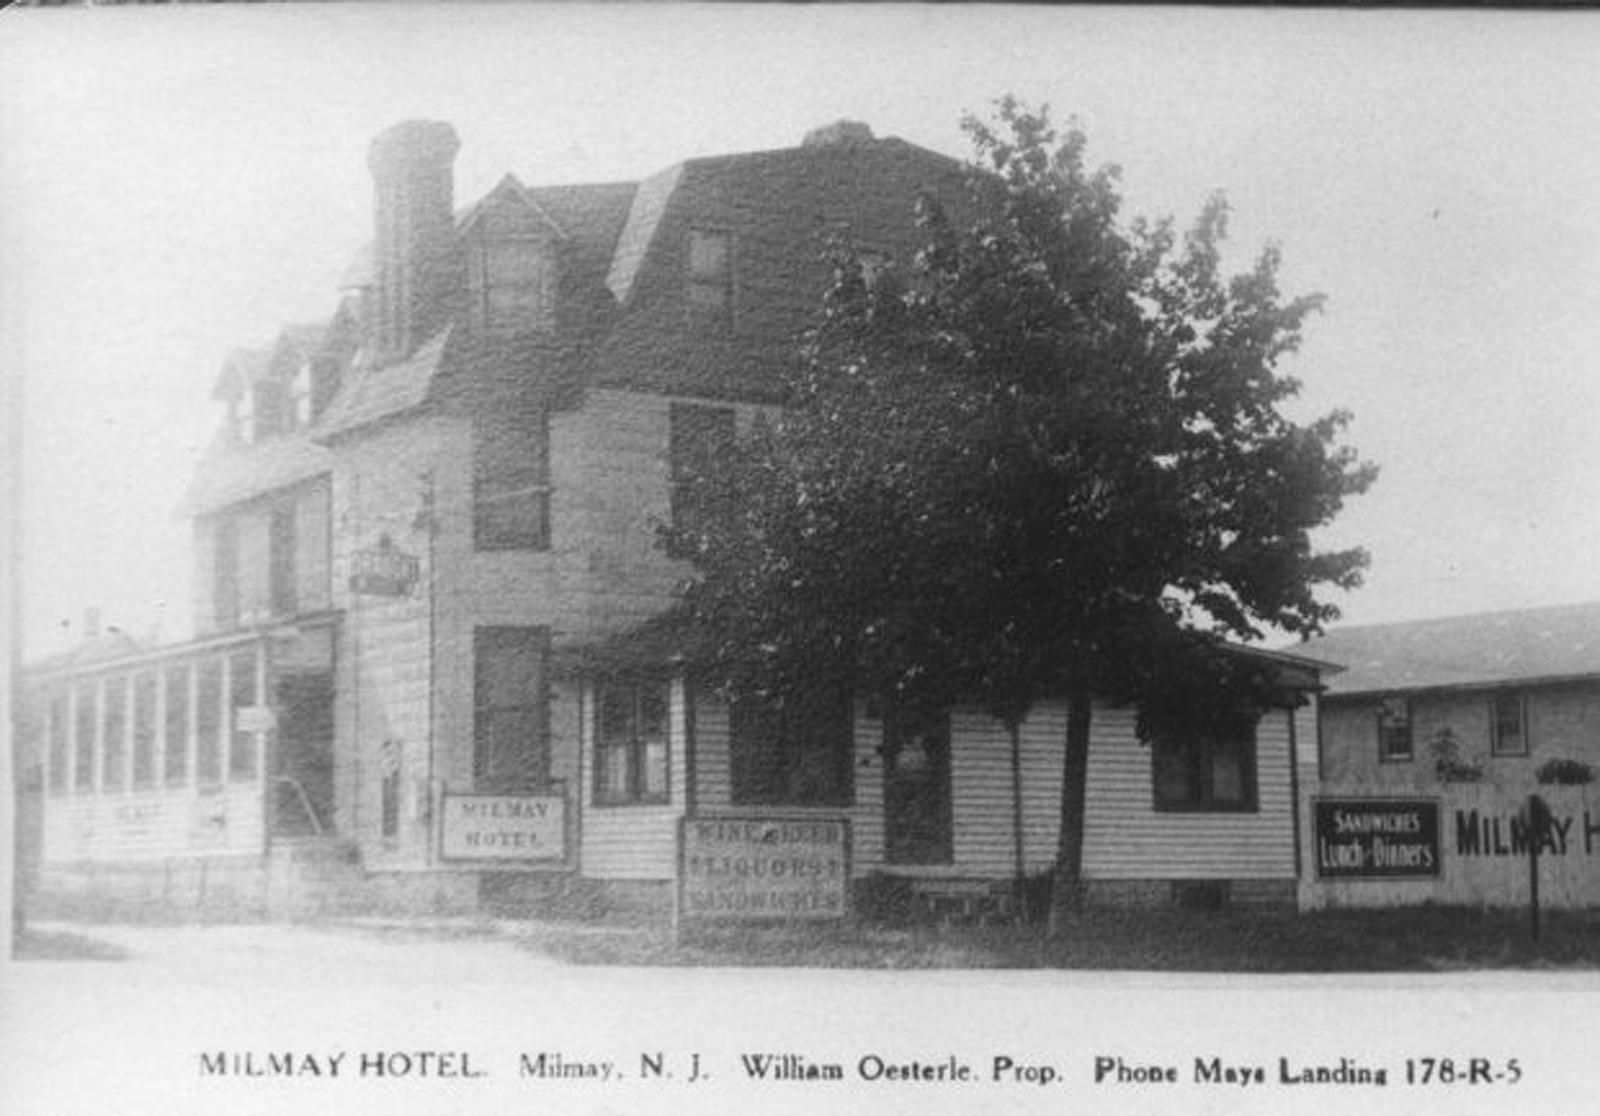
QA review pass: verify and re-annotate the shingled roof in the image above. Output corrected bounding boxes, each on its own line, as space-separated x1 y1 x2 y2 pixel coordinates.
195 123 967 513
314 326 454 440
588 133 968 401
1299 601 1600 697
178 428 334 518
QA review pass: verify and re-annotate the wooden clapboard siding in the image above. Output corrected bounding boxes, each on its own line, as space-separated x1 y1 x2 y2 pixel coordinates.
579 677 689 880
694 699 733 810
42 783 265 863
930 707 1065 877
333 418 448 863
1082 704 1296 880
690 695 1297 882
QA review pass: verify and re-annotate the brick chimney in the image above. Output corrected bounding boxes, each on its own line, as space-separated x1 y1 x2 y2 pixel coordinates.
367 120 460 363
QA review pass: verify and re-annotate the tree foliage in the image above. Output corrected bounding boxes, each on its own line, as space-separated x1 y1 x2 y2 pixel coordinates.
666 98 1376 917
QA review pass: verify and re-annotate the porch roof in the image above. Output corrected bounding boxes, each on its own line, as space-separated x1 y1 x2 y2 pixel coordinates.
558 609 1331 693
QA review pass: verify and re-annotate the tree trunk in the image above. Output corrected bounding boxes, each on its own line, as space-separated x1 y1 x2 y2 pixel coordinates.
1048 685 1093 937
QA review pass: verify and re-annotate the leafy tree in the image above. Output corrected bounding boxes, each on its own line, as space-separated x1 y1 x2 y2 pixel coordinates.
668 98 1375 930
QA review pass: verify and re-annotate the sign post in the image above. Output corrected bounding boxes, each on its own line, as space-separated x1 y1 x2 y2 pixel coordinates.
1526 793 1549 945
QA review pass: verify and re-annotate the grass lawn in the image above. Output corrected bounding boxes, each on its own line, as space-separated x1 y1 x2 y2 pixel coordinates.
491 904 1600 971
13 905 1600 970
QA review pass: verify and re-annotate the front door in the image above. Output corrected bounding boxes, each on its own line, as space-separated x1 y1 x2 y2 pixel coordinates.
272 673 335 836
883 709 953 865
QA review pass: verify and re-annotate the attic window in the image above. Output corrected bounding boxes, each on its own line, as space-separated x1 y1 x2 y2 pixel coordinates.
233 380 290 443
688 228 733 326
289 362 313 429
471 240 556 334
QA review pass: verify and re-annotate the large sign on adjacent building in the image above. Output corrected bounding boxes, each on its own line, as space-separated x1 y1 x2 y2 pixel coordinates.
1314 798 1440 879
679 815 850 920
439 793 566 862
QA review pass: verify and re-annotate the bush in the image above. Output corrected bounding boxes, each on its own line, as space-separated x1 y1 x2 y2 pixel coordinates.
852 873 918 925
1535 757 1595 785
1431 727 1484 783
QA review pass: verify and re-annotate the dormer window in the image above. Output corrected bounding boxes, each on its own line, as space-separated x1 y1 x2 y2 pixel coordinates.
470 240 556 334
289 361 313 430
688 228 733 326
231 379 293 443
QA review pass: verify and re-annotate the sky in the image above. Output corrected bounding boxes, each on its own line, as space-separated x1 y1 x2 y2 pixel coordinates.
2 4 1599 660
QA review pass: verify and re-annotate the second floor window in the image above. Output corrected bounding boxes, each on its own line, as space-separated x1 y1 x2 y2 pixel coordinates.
213 519 240 630
1491 691 1527 756
668 403 735 555
474 409 551 551
688 228 733 326
207 482 329 632
1377 695 1412 762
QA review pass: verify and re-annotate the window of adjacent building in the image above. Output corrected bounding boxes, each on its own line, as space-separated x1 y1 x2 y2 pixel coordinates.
730 677 854 808
164 664 190 785
47 692 68 795
471 241 557 334
229 649 259 781
473 627 551 789
668 403 736 556
132 671 157 788
687 228 734 325
1152 725 1258 812
213 518 240 631
473 409 551 551
1491 691 1527 756
1377 695 1412 762
594 680 670 806
73 683 96 792
196 659 224 785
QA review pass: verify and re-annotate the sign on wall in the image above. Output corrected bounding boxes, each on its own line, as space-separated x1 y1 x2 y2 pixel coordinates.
349 539 420 597
1314 798 1441 879
679 815 850 920
439 793 566 862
